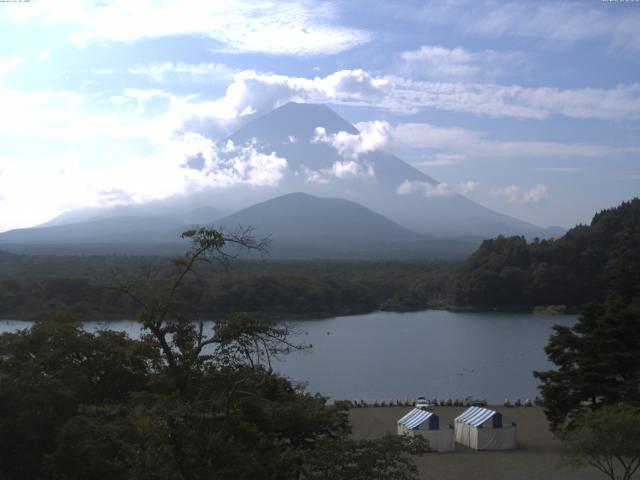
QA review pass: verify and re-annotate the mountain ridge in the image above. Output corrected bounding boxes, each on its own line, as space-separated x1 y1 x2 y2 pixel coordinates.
1 102 564 257
0 192 481 259
226 102 549 238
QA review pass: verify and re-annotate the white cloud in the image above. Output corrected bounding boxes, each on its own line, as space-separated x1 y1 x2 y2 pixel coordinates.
0 134 288 231
315 120 627 164
0 81 244 144
391 122 481 150
458 180 479 194
302 159 375 184
495 184 550 204
211 69 640 121
406 0 640 52
471 141 628 158
128 62 237 83
415 154 466 167
397 180 454 198
0 57 22 78
3 0 370 56
402 46 477 78
211 69 388 122
384 77 640 120
332 160 359 179
524 185 551 203
180 138 289 190
312 122 391 158
469 2 640 52
400 45 523 81
300 166 330 184
386 122 634 161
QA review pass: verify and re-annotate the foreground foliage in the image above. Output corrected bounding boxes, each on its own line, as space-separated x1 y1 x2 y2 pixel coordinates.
560 405 640 480
534 251 640 431
0 228 426 479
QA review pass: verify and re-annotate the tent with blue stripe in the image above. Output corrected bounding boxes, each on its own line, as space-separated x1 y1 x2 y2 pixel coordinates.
454 407 517 450
397 408 454 452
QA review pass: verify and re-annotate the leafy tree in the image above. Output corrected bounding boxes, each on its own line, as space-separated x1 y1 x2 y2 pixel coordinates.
0 315 157 479
534 302 640 431
534 254 640 431
1 227 426 479
560 405 640 480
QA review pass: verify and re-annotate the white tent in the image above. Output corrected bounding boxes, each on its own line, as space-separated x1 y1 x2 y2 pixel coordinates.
397 408 454 452
454 406 517 450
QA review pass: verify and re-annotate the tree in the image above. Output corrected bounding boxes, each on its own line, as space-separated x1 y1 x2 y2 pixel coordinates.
109 226 272 394
0 315 157 479
1 227 426 479
534 300 640 431
534 253 640 431
560 405 640 480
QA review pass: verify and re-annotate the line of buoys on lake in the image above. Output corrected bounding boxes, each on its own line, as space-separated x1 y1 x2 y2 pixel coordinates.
343 397 542 408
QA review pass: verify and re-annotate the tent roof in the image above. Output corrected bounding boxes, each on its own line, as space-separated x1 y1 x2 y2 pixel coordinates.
398 408 435 429
455 406 498 427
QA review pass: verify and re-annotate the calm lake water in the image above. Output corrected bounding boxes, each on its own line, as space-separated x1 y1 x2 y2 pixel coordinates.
0 310 575 404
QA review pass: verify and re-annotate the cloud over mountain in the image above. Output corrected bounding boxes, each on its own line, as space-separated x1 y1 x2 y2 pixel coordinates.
495 184 551 204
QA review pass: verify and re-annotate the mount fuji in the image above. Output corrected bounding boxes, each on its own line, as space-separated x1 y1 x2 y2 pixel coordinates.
221 102 547 238
0 103 557 258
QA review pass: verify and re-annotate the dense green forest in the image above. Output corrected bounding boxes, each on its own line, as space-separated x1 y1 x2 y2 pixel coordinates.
0 253 454 320
449 198 640 309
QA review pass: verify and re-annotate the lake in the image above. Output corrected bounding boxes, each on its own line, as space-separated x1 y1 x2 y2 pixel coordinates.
0 310 575 404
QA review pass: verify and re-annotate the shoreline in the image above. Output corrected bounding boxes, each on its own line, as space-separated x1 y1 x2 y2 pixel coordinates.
0 304 578 323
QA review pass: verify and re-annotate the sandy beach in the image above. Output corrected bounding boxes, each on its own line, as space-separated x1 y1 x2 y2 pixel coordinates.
349 406 604 480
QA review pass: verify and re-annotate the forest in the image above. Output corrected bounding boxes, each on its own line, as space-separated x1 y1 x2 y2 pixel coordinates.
449 198 640 310
0 253 454 321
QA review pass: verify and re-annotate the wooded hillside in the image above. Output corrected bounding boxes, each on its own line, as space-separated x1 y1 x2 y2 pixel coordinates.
450 198 640 309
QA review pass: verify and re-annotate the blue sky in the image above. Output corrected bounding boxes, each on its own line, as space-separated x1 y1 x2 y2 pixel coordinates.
0 0 638 231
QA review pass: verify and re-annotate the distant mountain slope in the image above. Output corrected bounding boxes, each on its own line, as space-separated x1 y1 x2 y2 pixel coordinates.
216 192 417 240
0 206 225 251
0 193 480 259
214 192 480 259
0 216 187 245
38 204 224 229
450 197 640 308
227 102 548 238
